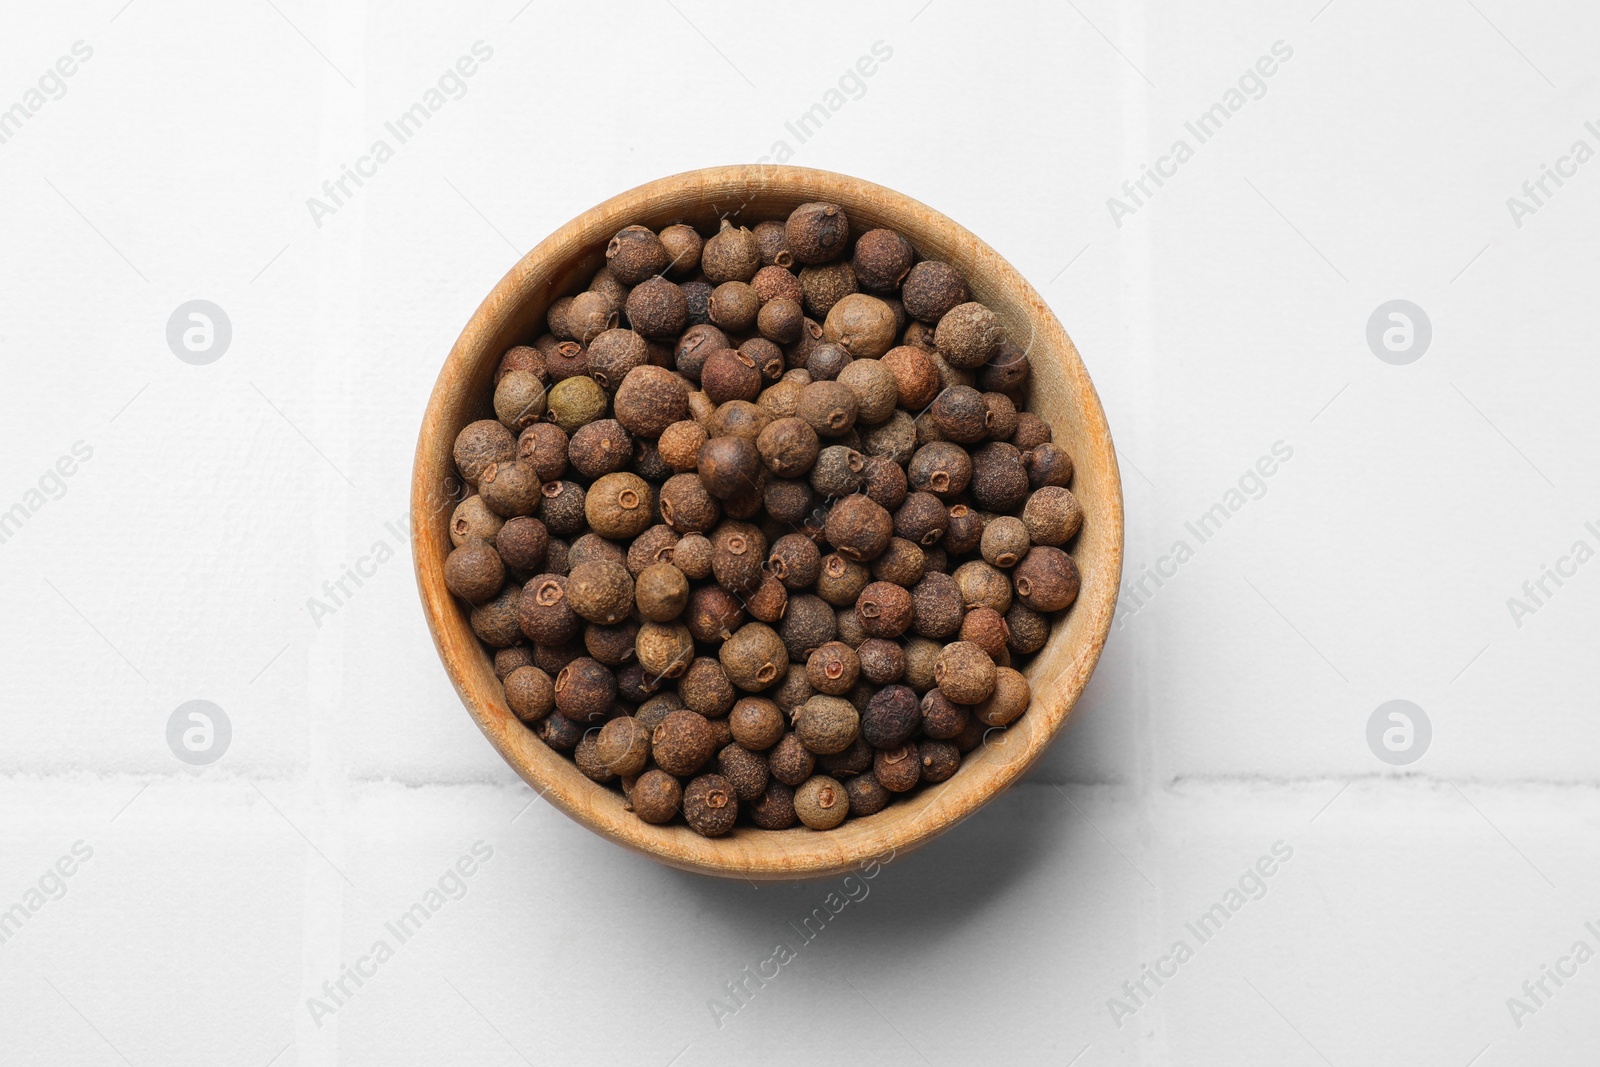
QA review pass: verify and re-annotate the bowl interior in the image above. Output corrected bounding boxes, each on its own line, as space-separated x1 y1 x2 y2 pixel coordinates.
413 165 1123 879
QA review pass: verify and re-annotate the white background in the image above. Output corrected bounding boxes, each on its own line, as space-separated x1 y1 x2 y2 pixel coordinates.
2 0 1597 1063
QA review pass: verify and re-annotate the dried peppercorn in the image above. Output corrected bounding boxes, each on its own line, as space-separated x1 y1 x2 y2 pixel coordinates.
860 684 920 749
701 347 764 404
860 453 909 511
824 295 899 360
708 281 760 332
819 736 872 777
773 664 815 717
943 504 985 555
983 392 1019 441
494 645 536 681
547 375 608 433
919 740 961 782
930 385 989 443
496 516 549 573
777 592 837 661
902 637 942 692
604 224 666 284
568 533 626 570
685 584 746 643
797 380 859 437
616 662 661 704
710 522 767 594
566 290 617 344
613 365 690 437
745 572 789 624
835 608 866 649
806 340 851 382
518 574 580 646
748 781 798 829
976 666 1030 727
657 420 708 472
869 537 924 587
893 492 949 547
672 533 713 579
752 263 802 303
1011 411 1052 451
758 296 804 344
954 560 1013 614
815 553 870 607
544 339 589 381
516 422 569 482
934 302 1004 369
635 562 689 622
585 472 654 540
659 473 721 534
763 478 814 525
836 358 899 423
567 419 632 479
809 445 865 498
625 525 680 575
536 706 584 751
907 441 973 499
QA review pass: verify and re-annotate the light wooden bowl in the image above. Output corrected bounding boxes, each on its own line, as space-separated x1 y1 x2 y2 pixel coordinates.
413 165 1123 880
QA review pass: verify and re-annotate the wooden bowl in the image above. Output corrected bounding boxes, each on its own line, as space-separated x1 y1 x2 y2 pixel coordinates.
412 165 1123 880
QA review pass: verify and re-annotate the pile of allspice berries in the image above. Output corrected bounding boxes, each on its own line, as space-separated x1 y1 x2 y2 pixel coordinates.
444 201 1082 837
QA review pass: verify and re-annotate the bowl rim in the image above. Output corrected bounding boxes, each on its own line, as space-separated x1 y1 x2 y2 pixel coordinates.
412 164 1124 879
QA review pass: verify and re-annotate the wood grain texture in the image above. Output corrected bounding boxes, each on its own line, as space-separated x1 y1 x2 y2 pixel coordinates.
412 165 1124 880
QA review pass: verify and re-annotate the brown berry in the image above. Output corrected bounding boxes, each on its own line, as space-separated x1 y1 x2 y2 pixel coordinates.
855 581 913 639
631 769 682 824
1013 546 1081 612
824 294 898 359
701 219 762 284
852 228 915 292
652 709 716 776
719 621 789 692
786 202 850 265
793 775 849 829
824 494 893 562
806 641 860 696
980 516 1031 569
708 281 760 332
769 731 816 785
606 224 668 284
554 656 616 723
701 347 763 404
934 642 996 705
454 419 516 485
901 260 969 323
729 697 785 750
749 781 798 828
443 538 505 603
697 436 761 500
1022 486 1084 546
683 774 739 837
910 572 963 639
794 695 859 755
658 224 703 277
596 716 650 777
585 472 653 540
504 666 555 722
718 743 770 801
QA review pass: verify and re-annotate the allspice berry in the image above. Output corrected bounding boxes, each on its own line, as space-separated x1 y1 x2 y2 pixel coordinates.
683 774 739 837
674 533 713 579
504 666 555 722
806 641 860 696
881 346 941 410
537 481 587 537
585 472 653 539
910 572 964 639
815 553 870 607
756 417 821 479
920 688 969 740
1024 442 1075 489
934 642 996 705
450 495 504 547
652 709 716 776
1013 546 1081 612
901 260 970 323
675 322 727 381
636 621 695 679
824 294 898 359
496 516 549 573
568 418 633 479
797 380 859 437
931 385 989 444
806 340 851 382
785 202 850 265
1022 486 1084 546
719 621 789 692
976 666 1031 727
1012 411 1053 451
681 656 737 718
955 560 1013 614
769 533 822 591
631 769 682 824
517 422 570 482
757 296 804 344
919 740 961 783
873 744 921 792
869 536 923 586
710 522 767 594
566 290 617 344
851 228 915 292
749 782 798 829
794 775 849 829
971 441 1030 513
536 708 583 751
480 459 542 517
708 281 760 332
605 224 669 285
729 697 785 750
799 262 859 318
658 223 703 277
701 347 763 404
1006 603 1051 655
855 581 914 639
778 593 836 660
934 302 1004 368
836 358 899 423
565 560 635 625
823 495 893 562
554 657 616 723
659 473 721 533
454 420 516 485
893 492 949 547
861 684 920 749
635 562 689 622
718 743 770 801
981 516 1032 569
596 716 650 777
856 638 905 686
794 695 860 755
960 606 1011 660
845 774 891 817
658 420 708 472
685 584 745 642
769 731 816 786
944 504 985 555
809 445 865 498
908 441 972 499
752 262 802 302
697 436 761 500
753 219 793 267
701 219 762 284
547 375 608 434
444 539 505 604
494 371 548 432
